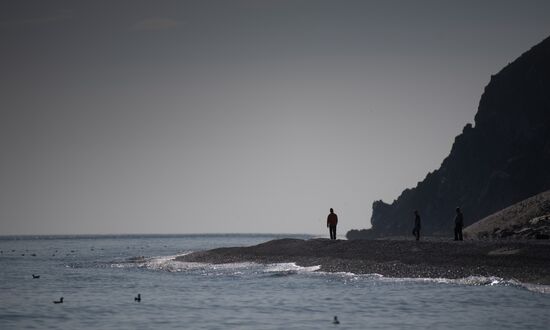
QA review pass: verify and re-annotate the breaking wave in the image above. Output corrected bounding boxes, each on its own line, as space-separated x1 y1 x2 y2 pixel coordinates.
355 274 550 294
263 263 321 277
111 254 550 294
113 254 323 277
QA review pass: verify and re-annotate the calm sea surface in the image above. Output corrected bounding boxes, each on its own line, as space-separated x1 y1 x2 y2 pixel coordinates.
1 234 549 329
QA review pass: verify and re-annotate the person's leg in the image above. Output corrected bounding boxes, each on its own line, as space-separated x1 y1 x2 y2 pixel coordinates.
454 226 459 240
416 229 420 241
459 227 463 241
333 225 337 240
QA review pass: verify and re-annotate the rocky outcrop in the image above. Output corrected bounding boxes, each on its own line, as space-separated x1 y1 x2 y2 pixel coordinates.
349 35 550 238
464 189 550 240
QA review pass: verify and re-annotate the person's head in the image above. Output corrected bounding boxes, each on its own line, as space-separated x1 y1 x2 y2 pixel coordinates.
330 208 334 213
414 210 418 215
456 207 461 213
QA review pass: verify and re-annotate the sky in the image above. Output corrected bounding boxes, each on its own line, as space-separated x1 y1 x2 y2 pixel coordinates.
1 0 550 236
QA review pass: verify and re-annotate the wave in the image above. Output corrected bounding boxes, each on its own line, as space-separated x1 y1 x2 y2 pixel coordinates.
112 253 260 275
263 263 321 277
521 283 550 294
349 274 550 294
114 255 322 277
112 254 550 294
435 276 550 294
311 269 550 294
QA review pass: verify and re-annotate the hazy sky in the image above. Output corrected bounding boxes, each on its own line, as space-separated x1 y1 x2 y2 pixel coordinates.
1 1 550 235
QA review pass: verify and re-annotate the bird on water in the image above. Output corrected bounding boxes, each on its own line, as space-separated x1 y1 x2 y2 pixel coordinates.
32 274 40 279
135 294 141 302
53 297 64 304
333 316 340 324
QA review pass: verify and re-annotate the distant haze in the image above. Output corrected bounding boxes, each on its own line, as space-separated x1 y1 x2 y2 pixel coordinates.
1 1 550 235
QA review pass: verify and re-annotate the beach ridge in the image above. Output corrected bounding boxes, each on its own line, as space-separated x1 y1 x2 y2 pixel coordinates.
177 238 550 285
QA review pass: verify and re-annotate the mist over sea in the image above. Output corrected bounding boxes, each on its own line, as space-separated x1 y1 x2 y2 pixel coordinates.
1 234 549 329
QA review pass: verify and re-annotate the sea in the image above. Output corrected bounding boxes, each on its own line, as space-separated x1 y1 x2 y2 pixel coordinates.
1 234 549 330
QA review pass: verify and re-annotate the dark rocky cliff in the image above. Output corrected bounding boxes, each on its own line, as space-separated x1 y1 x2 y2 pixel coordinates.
348 36 550 238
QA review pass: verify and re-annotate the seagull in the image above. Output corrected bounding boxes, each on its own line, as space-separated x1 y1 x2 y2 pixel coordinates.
135 294 141 302
333 316 340 324
32 274 40 279
53 297 64 304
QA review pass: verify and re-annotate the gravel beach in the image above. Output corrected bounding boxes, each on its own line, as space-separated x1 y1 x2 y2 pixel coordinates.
177 238 550 285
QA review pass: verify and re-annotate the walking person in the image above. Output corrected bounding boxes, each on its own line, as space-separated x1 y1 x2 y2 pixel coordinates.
412 210 421 241
327 208 338 240
454 207 464 241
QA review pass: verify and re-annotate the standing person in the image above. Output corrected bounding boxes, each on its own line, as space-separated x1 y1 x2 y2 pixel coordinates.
412 210 421 241
454 207 464 241
327 208 338 240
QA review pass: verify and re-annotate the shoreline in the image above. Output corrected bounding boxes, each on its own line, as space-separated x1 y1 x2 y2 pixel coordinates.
176 238 550 285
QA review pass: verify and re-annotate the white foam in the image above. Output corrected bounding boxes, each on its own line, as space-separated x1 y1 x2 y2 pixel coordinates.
350 274 550 293
309 270 550 294
114 252 263 274
207 262 258 270
315 270 384 279
402 275 507 286
521 283 550 294
109 252 191 271
112 255 550 294
412 276 550 294
264 262 321 274
141 252 217 272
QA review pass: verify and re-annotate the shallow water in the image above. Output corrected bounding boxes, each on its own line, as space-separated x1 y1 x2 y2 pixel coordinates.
1 234 549 329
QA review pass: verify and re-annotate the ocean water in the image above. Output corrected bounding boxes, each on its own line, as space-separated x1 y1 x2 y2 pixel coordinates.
1 234 549 330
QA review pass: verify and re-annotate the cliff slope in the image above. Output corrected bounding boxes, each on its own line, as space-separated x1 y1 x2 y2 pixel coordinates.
464 189 550 240
350 36 550 238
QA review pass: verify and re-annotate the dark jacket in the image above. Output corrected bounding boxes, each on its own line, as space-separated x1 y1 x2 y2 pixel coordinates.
414 214 421 229
327 213 338 226
455 212 464 226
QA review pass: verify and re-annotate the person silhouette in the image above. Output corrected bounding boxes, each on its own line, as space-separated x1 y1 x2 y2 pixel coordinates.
454 207 464 241
327 208 338 240
412 210 421 241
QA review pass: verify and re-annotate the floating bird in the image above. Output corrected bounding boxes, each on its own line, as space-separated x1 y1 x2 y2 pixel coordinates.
135 294 141 302
53 297 64 304
32 274 40 279
333 316 340 325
